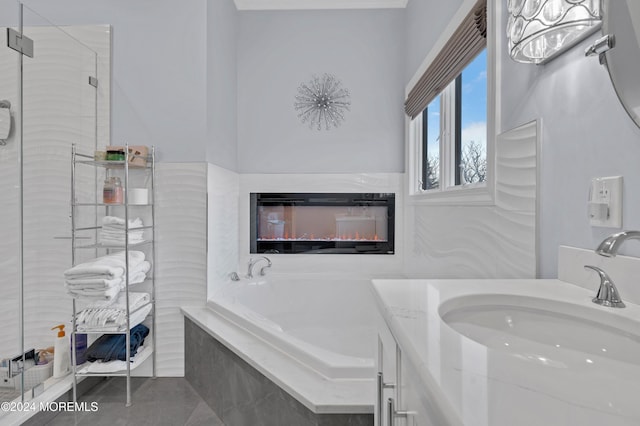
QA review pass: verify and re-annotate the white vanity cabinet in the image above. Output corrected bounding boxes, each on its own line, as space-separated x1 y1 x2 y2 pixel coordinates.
375 314 432 426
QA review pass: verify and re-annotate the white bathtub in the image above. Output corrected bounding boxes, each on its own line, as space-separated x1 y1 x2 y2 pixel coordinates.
207 276 377 380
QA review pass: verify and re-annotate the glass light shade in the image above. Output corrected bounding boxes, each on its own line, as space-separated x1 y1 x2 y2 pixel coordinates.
507 0 601 64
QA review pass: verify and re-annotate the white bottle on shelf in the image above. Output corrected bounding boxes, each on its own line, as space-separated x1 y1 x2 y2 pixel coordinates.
51 324 70 378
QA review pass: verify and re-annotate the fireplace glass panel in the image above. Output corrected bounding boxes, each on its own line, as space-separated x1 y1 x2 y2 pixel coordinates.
250 193 395 254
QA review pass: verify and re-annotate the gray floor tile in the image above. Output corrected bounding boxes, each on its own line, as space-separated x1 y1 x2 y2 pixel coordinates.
40 377 225 426
185 401 225 426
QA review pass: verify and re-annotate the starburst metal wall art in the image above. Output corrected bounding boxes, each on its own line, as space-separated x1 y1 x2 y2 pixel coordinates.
294 74 351 131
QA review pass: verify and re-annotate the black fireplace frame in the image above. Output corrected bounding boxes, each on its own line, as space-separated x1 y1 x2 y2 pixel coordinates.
250 192 395 254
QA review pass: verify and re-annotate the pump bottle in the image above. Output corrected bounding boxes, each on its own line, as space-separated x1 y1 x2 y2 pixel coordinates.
51 324 70 378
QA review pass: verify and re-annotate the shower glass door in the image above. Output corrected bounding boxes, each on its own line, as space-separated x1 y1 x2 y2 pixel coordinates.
0 3 22 404
20 4 99 398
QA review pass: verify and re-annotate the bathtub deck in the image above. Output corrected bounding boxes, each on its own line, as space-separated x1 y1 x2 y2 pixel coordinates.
181 306 374 415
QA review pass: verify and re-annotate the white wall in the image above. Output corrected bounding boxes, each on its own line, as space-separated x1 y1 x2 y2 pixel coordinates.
404 0 462 85
9 0 209 163
499 10 640 277
207 0 239 170
237 9 406 173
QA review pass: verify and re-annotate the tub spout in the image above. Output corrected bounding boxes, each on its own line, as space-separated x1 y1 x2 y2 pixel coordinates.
246 256 272 279
596 230 640 257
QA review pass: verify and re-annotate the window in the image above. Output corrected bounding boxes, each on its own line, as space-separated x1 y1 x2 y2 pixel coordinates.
418 49 487 192
405 0 492 202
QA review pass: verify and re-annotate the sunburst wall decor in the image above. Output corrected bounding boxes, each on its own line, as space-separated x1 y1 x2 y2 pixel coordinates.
294 74 351 131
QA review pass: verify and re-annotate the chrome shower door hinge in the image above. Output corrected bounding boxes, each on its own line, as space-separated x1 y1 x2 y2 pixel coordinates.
7 28 34 58
88 76 98 88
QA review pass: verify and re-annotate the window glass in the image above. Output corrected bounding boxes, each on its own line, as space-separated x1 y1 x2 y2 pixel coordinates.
423 95 440 190
459 50 487 184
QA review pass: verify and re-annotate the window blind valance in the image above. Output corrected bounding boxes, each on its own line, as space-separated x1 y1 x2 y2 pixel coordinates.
404 0 487 119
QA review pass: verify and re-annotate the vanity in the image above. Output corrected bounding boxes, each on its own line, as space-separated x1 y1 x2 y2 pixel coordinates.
372 275 640 426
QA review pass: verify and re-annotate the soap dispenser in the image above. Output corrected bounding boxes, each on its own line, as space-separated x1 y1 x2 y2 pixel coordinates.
51 324 70 378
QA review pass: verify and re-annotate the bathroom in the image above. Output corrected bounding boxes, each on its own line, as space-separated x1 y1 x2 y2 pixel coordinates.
1 0 640 425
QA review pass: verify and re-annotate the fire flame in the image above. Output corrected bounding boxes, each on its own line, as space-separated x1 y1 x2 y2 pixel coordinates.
258 233 384 242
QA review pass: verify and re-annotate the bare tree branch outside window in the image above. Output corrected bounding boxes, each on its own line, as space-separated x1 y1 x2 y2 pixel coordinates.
425 155 439 189
460 140 486 184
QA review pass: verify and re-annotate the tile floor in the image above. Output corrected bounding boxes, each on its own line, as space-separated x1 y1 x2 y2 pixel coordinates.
35 377 224 426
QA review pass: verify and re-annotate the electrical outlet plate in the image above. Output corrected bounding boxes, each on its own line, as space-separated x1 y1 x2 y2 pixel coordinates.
589 176 623 228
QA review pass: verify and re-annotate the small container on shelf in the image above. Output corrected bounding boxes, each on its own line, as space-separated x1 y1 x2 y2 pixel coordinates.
105 149 126 161
103 177 124 204
106 145 149 167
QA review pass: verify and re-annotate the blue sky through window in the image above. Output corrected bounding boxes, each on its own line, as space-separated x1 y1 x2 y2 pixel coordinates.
425 49 487 159
461 49 487 151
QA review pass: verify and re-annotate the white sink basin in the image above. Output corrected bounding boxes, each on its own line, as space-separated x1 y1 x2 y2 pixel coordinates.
440 294 640 367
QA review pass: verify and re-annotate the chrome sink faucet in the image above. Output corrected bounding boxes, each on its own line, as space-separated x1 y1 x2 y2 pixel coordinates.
584 265 625 308
246 256 272 279
596 230 640 257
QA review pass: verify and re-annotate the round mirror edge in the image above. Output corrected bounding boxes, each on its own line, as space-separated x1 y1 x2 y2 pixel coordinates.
602 0 640 130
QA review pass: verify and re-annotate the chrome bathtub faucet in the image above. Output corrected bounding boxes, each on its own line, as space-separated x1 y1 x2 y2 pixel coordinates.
246 256 272 279
596 230 640 257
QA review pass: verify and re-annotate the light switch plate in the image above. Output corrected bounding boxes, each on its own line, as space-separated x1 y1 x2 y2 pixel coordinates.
589 176 622 228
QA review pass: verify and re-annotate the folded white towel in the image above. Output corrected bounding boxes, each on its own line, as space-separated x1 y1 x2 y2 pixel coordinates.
65 261 151 289
66 285 121 302
76 304 152 332
100 229 144 237
102 216 143 228
99 234 145 242
98 239 146 248
86 292 150 311
64 251 146 279
76 292 151 329
64 277 123 290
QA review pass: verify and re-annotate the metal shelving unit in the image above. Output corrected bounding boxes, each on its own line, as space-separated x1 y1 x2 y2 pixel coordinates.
69 144 156 406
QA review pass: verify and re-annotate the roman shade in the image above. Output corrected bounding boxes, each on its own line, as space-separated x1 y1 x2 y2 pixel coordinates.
404 0 487 119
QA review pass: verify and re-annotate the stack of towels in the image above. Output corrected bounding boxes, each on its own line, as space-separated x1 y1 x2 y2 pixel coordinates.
64 251 151 302
99 216 145 246
75 292 152 332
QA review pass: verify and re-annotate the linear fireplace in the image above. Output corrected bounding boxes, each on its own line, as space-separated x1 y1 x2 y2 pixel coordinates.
250 193 395 254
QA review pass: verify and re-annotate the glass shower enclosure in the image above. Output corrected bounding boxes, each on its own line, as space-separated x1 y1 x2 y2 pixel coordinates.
1 2 106 410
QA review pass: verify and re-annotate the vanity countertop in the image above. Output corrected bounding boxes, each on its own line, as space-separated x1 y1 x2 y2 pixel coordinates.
371 279 640 426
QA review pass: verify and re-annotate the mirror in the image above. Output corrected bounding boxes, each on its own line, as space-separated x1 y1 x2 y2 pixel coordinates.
602 0 640 128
